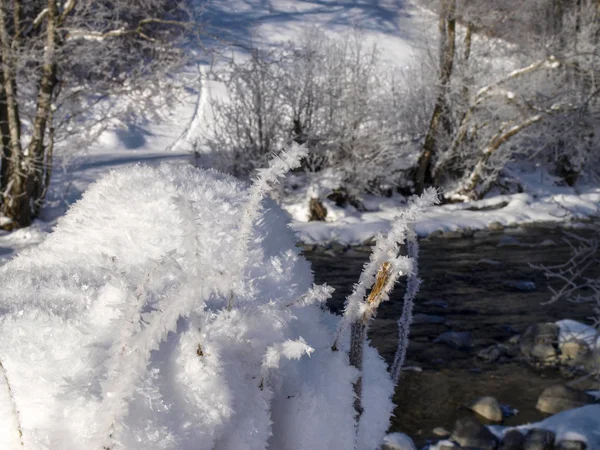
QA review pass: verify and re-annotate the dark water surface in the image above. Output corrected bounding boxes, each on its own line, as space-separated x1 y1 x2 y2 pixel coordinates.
303 224 599 444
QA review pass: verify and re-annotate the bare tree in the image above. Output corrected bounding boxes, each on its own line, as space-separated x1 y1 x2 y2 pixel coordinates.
409 0 600 200
0 0 200 230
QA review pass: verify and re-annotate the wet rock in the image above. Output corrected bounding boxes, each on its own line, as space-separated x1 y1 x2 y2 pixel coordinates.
435 331 473 349
559 341 589 361
531 344 558 361
424 299 449 308
520 323 559 360
478 344 511 363
508 335 521 345
498 236 521 247
555 441 586 450
381 433 417 450
433 427 451 438
443 230 465 239
462 227 475 237
468 396 503 423
438 441 459 450
428 230 444 239
523 429 555 450
536 384 594 414
575 347 600 373
451 414 499 450
505 280 537 292
488 221 504 231
330 241 347 253
413 313 446 324
501 429 525 450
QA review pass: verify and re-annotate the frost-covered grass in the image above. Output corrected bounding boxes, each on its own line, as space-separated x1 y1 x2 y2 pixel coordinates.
0 145 437 449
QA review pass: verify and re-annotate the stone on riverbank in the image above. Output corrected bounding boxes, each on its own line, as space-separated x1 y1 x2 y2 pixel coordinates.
523 429 555 450
435 331 473 349
536 384 594 414
451 414 499 450
520 323 559 362
468 396 503 423
555 441 586 450
500 429 525 450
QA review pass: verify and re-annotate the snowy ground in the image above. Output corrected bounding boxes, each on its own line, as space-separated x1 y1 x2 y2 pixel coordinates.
1 0 599 260
284 185 600 245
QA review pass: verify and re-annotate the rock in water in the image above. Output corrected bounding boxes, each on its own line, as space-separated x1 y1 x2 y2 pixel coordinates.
451 414 499 450
505 280 537 292
381 433 417 450
559 341 588 361
433 427 451 438
468 396 504 423
412 313 446 324
523 429 555 450
435 331 473 349
519 323 559 361
536 384 594 414
501 429 525 450
555 441 586 450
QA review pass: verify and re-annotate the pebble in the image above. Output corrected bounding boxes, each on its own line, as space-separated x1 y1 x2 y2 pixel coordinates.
555 440 587 450
451 414 499 450
500 429 525 450
536 384 594 414
381 433 416 450
488 221 504 231
433 427 451 438
467 396 503 423
435 331 473 349
505 280 537 292
412 313 446 324
523 428 555 450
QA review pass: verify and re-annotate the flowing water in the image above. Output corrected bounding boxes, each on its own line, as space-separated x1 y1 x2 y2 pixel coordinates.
303 223 599 445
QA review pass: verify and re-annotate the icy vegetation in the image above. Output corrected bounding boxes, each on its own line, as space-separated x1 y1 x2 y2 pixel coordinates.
0 145 436 450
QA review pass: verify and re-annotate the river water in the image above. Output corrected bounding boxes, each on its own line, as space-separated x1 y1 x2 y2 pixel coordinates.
303 224 599 444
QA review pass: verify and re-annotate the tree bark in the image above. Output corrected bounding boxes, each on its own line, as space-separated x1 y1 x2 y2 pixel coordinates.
0 0 59 228
28 0 58 214
0 0 28 229
414 0 456 194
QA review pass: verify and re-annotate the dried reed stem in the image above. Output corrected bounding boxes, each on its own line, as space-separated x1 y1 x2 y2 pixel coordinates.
349 262 393 418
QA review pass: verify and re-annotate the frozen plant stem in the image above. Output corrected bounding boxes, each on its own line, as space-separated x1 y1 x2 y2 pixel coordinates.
349 262 392 417
391 225 420 383
0 360 23 446
229 143 308 307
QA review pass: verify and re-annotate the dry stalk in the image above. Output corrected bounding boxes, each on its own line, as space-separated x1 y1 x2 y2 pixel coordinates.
349 261 393 418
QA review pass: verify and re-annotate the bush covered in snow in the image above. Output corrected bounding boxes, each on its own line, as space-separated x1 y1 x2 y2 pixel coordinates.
201 30 412 197
0 145 436 450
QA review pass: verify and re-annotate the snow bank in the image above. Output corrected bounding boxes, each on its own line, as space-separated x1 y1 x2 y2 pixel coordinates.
557 319 600 348
0 163 394 449
285 188 600 245
489 405 600 449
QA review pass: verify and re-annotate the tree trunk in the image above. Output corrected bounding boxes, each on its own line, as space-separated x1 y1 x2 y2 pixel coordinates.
0 0 58 229
414 0 456 194
0 0 28 229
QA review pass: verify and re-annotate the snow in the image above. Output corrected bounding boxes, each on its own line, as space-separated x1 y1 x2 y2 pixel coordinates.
557 319 600 348
488 405 600 449
0 162 396 449
285 188 600 245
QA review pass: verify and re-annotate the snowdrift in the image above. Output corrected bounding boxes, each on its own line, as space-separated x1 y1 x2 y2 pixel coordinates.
0 162 395 450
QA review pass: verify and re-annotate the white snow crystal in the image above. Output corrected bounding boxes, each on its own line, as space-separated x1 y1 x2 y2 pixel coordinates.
0 162 395 450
